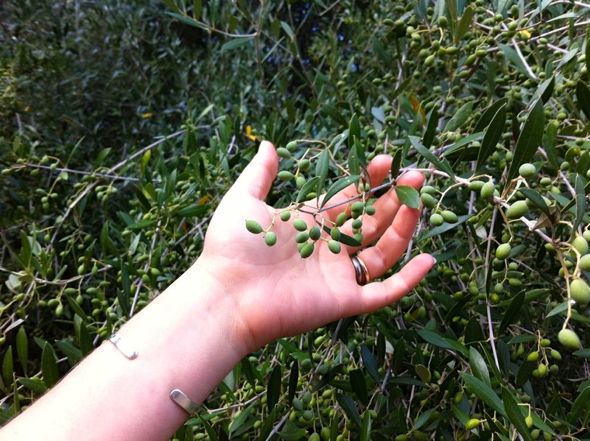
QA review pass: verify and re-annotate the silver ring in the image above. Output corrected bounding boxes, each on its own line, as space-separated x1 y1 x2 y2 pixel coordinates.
108 333 138 360
170 388 200 415
351 255 370 285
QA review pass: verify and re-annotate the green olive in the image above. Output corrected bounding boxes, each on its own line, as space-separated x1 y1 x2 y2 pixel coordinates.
276 147 291 159
506 200 529 219
465 418 482 430
572 235 589 255
420 193 437 209
518 162 536 178
430 213 444 226
265 232 277 246
328 240 341 254
295 232 309 243
245 220 263 234
468 180 484 191
579 254 590 271
336 212 347 227
299 242 314 258
496 243 511 260
441 210 458 223
558 328 582 350
309 226 321 240
278 170 295 181
280 211 291 222
293 219 307 231
570 278 590 305
481 181 495 198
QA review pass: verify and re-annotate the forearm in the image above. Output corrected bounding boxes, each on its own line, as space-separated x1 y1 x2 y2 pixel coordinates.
1 262 247 441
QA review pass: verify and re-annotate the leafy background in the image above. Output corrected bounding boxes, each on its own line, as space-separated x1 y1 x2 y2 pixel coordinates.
1 0 590 440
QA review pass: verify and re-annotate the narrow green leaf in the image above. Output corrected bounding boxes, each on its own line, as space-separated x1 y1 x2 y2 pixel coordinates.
455 5 475 43
55 340 83 365
316 149 330 195
417 329 468 356
288 360 298 404
177 204 208 217
502 388 533 441
16 327 28 375
18 377 47 394
476 103 507 170
320 175 360 208
576 81 590 120
267 365 281 412
193 0 202 20
499 292 525 331
395 185 420 209
424 108 439 148
507 100 545 180
444 101 473 132
348 144 360 176
349 369 368 405
474 98 508 132
461 373 506 416
360 411 372 441
296 176 321 203
335 394 361 427
391 149 402 179
360 345 380 382
41 342 59 388
574 175 587 231
279 420 307 441
2 346 13 387
229 404 254 436
468 347 491 387
220 37 252 53
573 348 590 358
409 136 455 178
519 188 550 217
348 114 361 148
280 21 295 40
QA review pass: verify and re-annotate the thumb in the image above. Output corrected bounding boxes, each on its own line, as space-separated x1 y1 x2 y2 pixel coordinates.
231 141 279 200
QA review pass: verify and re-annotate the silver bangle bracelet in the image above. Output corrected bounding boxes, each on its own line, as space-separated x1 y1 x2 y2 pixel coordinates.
107 333 199 415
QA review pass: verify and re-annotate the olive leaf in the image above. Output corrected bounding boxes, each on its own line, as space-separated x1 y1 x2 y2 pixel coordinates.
395 185 420 209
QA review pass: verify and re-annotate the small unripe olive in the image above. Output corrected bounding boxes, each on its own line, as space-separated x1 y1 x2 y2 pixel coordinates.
465 418 482 430
420 193 437 209
550 349 561 360
309 226 321 240
365 205 376 215
286 140 298 151
336 212 347 227
558 328 582 350
330 227 341 240
537 363 548 377
351 201 364 213
328 240 341 254
265 232 277 246
294 219 307 231
430 213 444 226
295 232 310 243
277 147 291 159
280 211 291 222
352 218 362 229
245 220 263 234
496 243 511 260
468 180 484 191
421 185 436 195
571 278 590 305
518 163 536 178
295 176 306 189
441 210 458 223
525 415 534 428
298 159 311 171
481 181 495 198
572 235 589 255
278 170 295 181
527 351 539 362
579 254 590 271
299 243 314 258
506 200 529 219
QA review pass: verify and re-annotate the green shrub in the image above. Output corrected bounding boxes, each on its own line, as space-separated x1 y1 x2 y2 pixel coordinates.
1 0 590 439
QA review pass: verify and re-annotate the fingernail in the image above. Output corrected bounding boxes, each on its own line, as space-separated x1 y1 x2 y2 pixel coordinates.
430 255 437 266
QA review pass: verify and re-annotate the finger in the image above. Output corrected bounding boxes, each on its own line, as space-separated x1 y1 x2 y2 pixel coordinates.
321 155 392 221
231 140 279 200
340 171 424 250
354 254 435 313
354 204 421 275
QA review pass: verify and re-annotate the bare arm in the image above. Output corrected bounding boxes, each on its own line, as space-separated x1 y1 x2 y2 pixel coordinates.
1 141 434 441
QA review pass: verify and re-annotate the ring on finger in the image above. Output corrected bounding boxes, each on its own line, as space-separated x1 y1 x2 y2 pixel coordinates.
351 255 370 285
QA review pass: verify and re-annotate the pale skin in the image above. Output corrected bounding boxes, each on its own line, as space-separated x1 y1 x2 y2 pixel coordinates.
1 141 434 441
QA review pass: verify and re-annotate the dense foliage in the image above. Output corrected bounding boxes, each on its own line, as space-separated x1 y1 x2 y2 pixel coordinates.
1 0 590 439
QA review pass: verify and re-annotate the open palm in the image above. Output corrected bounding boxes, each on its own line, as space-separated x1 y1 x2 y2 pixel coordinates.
199 141 434 351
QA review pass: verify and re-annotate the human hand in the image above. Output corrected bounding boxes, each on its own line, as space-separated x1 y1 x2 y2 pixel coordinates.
195 141 435 353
